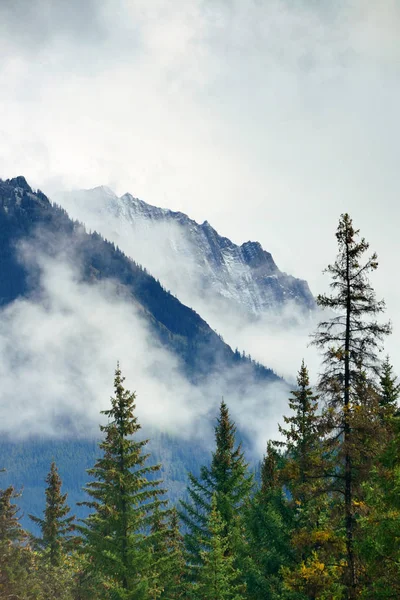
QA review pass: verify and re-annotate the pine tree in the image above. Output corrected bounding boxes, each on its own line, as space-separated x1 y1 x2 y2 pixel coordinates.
357 362 400 597
0 485 25 547
244 443 294 600
0 484 41 599
29 461 76 566
164 508 187 600
195 495 245 600
180 400 252 573
148 507 187 600
379 355 400 411
278 360 320 502
357 447 400 598
148 503 169 599
79 364 167 599
312 213 391 599
274 362 342 598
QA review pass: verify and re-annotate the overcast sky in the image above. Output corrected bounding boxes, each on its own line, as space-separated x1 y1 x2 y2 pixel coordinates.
1 0 399 364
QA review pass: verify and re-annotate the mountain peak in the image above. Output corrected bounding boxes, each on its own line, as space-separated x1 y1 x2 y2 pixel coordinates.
83 185 118 200
53 186 316 317
6 176 32 192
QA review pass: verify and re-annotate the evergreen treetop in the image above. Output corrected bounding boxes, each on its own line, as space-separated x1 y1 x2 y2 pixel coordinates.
79 364 167 598
195 494 245 600
312 213 391 599
278 360 320 491
379 355 400 409
180 400 253 568
29 461 75 566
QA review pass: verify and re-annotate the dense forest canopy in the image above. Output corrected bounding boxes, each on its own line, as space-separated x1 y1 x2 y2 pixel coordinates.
1 214 399 599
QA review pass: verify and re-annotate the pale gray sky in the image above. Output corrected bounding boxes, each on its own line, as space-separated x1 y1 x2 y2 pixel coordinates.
1 0 399 364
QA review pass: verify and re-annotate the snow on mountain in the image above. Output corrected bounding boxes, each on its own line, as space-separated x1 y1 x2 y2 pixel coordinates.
53 186 315 322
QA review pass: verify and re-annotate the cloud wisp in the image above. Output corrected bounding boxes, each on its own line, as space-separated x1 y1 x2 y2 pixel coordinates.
0 236 289 455
53 185 322 383
0 0 398 377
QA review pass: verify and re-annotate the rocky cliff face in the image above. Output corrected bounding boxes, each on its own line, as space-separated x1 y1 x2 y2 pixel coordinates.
54 186 315 320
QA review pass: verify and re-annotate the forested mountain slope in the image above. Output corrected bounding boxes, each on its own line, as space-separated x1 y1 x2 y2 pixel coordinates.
0 176 278 527
0 176 276 382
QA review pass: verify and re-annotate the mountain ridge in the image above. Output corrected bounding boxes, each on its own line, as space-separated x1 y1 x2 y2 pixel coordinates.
0 175 286 530
0 175 277 383
54 185 315 320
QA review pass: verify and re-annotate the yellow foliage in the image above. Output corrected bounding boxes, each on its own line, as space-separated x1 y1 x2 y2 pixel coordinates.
282 552 344 600
312 530 332 543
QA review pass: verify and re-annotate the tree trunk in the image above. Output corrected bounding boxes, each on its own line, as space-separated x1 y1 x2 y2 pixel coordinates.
345 237 356 600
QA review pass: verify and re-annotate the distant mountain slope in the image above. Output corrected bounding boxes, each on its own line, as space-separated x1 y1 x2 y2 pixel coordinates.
0 176 286 531
54 186 315 320
0 176 276 383
0 434 211 534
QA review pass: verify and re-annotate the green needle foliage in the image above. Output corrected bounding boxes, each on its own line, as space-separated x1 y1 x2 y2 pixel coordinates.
278 363 342 599
150 506 187 599
0 483 42 598
29 461 76 566
195 494 245 600
245 443 295 600
379 355 400 411
79 364 167 599
278 360 321 500
180 400 253 573
358 361 400 598
312 213 391 599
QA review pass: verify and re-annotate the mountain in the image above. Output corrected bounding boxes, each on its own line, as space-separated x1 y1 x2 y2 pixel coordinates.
0 176 283 528
0 176 284 528
54 186 315 321
0 176 276 383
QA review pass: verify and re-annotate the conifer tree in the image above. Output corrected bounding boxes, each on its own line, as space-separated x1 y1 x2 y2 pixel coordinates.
0 484 41 599
312 213 391 599
180 400 252 572
79 364 167 599
357 450 400 597
0 485 25 548
29 461 76 566
379 355 400 411
275 362 342 598
195 495 245 600
244 443 294 600
162 509 187 599
278 360 320 501
357 362 400 597
147 504 187 599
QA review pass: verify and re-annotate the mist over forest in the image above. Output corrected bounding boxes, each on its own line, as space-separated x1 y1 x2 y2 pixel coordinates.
1 1 399 598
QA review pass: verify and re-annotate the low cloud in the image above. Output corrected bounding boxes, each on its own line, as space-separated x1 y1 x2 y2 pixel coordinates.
0 235 289 456
53 187 321 383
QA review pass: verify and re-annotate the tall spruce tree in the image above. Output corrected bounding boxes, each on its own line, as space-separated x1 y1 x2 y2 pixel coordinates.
357 361 400 597
244 443 294 600
158 508 187 600
148 505 187 599
0 484 41 599
195 495 245 600
379 355 400 410
180 400 252 574
278 360 320 501
277 362 342 599
79 364 167 599
312 213 391 599
29 461 76 566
